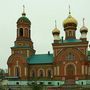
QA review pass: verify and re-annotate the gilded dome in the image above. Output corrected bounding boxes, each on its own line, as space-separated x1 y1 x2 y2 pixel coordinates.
63 15 78 27
52 27 60 34
80 26 88 32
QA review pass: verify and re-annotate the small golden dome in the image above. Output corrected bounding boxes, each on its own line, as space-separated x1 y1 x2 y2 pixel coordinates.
63 15 78 26
80 26 88 32
52 27 60 34
80 18 88 33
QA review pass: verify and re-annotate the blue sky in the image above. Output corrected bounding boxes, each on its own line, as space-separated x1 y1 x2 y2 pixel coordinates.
0 0 90 69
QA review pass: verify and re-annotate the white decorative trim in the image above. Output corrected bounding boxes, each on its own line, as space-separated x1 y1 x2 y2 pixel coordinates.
64 63 76 75
57 66 59 76
23 29 25 37
25 67 27 76
82 65 84 75
27 50 29 57
14 65 21 77
54 67 56 75
85 66 87 74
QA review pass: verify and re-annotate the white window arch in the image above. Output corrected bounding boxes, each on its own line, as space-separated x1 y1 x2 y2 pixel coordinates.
14 66 21 77
46 69 53 78
38 69 45 77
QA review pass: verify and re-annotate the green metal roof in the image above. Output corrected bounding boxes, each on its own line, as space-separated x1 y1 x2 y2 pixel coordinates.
27 54 54 64
17 16 31 24
59 38 81 43
63 39 81 43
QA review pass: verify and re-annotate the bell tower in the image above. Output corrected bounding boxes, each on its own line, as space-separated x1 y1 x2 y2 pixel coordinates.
11 5 35 57
17 5 31 40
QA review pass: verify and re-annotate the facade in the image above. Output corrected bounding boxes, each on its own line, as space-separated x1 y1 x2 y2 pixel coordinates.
7 7 90 87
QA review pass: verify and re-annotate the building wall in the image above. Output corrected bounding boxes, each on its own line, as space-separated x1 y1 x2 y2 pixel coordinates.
7 54 28 80
7 9 90 84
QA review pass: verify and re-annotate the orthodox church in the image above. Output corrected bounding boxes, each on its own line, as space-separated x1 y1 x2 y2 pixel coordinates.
7 6 90 86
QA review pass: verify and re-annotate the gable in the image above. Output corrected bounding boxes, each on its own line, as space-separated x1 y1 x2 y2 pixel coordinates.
7 54 27 64
55 47 86 63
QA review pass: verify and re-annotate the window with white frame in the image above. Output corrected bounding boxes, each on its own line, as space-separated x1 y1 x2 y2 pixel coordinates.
39 70 44 77
67 53 74 60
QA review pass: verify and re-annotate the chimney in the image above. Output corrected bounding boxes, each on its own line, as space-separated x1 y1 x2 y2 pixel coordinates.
48 51 50 55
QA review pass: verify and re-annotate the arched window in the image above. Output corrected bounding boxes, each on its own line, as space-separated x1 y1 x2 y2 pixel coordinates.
66 65 75 75
48 70 51 78
67 53 74 60
32 70 35 78
15 67 19 77
19 28 23 36
39 70 43 77
69 31 72 36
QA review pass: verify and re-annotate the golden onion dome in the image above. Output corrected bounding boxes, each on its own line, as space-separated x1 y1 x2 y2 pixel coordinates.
63 15 78 27
52 27 60 34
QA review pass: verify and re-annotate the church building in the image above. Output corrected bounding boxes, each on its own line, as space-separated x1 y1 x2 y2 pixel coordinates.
7 6 90 86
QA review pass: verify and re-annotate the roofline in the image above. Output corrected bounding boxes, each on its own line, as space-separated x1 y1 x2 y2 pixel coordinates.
29 63 53 65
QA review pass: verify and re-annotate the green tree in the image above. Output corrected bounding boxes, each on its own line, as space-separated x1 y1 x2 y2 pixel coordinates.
32 83 43 90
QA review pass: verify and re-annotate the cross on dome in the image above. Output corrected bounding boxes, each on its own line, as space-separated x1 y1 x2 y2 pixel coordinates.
22 5 26 16
55 20 57 28
83 18 85 26
69 5 71 15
